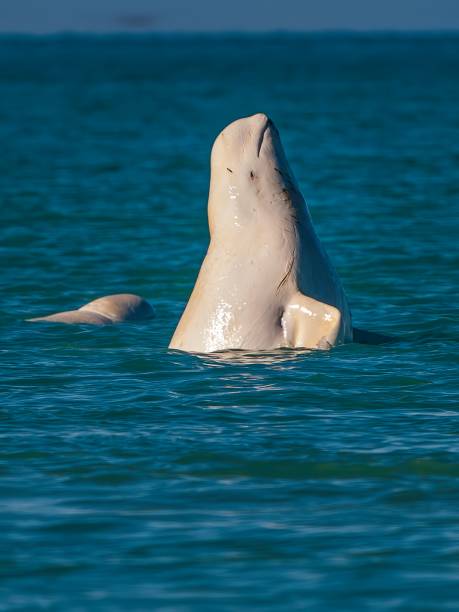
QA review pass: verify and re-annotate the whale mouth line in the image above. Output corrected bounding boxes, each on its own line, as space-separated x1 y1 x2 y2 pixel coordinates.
256 121 270 158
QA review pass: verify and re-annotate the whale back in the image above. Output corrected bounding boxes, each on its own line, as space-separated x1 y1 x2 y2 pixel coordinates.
28 294 155 325
79 294 155 322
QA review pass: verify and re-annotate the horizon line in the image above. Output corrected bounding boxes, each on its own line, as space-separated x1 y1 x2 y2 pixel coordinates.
1 28 459 36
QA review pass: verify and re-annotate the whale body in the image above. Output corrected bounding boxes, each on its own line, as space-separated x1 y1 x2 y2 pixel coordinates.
170 113 353 353
28 294 154 325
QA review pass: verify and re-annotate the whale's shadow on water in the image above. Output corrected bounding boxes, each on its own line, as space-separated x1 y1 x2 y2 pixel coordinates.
352 328 396 346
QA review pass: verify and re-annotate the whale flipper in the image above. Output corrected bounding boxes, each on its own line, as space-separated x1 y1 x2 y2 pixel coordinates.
282 292 342 349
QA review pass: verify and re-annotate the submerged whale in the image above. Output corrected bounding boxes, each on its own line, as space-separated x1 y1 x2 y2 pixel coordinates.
170 113 354 353
27 294 154 325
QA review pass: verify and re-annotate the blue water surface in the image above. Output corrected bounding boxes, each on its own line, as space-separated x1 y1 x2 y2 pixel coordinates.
1 34 459 610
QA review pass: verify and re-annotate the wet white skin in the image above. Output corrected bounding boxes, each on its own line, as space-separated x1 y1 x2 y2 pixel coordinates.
27 294 154 325
169 113 352 352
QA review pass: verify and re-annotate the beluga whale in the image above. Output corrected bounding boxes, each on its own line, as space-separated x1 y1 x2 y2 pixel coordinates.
169 113 354 353
27 294 154 325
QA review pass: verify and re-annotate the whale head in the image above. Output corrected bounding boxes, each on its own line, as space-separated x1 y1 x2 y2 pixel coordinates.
208 113 305 239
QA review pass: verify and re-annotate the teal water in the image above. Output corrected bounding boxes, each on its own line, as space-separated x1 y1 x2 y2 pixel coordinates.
1 34 459 610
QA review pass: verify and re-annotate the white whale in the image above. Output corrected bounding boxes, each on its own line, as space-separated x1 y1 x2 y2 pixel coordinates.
27 294 154 325
170 113 353 353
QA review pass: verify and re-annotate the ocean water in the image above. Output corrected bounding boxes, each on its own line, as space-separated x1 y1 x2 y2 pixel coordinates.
1 34 458 610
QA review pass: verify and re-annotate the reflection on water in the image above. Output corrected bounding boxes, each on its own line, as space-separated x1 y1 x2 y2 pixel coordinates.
193 347 315 366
